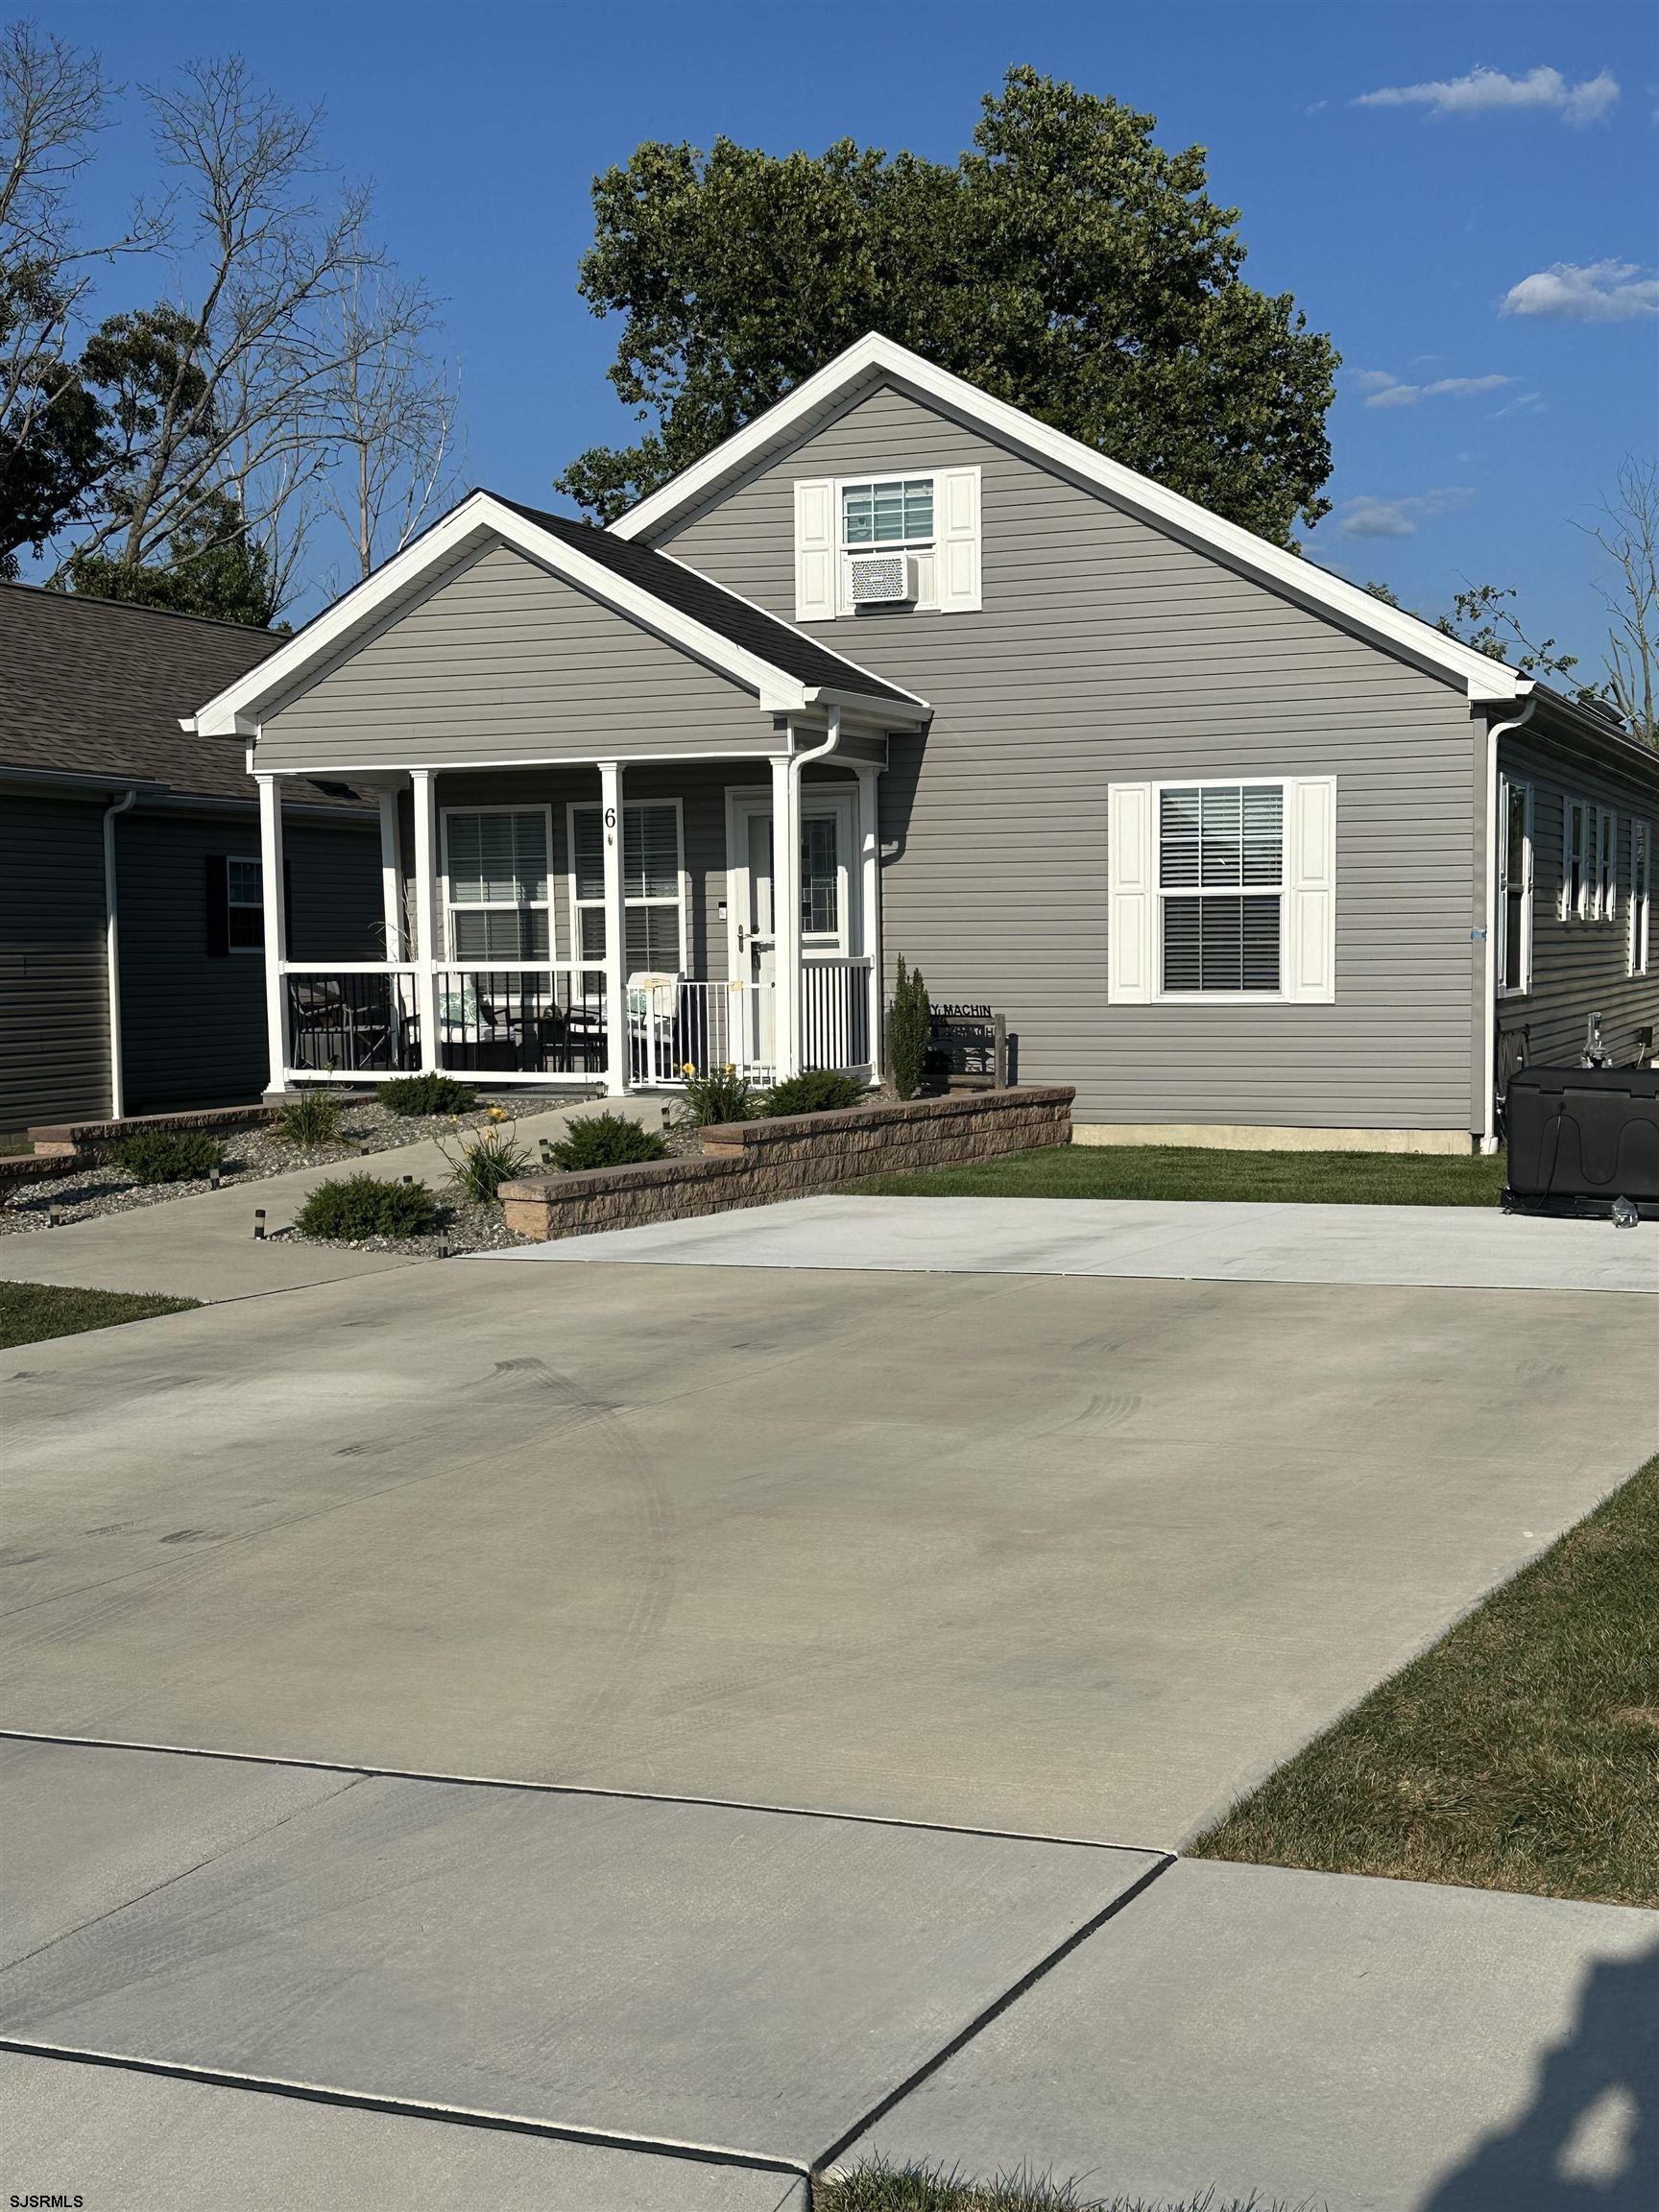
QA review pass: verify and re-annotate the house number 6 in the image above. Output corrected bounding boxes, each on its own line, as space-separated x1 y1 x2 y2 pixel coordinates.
604 807 616 830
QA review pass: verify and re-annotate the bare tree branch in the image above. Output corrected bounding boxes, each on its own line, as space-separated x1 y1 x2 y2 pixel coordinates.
1577 459 1659 748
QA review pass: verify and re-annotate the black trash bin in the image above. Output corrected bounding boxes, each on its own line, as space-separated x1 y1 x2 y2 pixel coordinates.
1504 1066 1659 1215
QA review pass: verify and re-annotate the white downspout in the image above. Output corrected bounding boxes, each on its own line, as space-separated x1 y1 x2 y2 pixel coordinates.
786 706 842 1078
1481 690 1536 1154
102 788 138 1118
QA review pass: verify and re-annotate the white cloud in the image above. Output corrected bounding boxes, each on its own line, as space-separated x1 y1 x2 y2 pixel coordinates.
1356 369 1514 409
1336 488 1475 539
1500 260 1659 321
1355 65 1620 126
1492 390 1547 420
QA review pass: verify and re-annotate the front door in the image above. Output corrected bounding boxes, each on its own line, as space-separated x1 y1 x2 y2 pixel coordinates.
728 788 857 1070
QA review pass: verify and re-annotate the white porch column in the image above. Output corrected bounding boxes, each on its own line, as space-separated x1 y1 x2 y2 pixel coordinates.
411 768 441 1074
856 764 882 1079
600 759 628 1094
377 786 404 959
257 772 288 1095
771 749 801 1079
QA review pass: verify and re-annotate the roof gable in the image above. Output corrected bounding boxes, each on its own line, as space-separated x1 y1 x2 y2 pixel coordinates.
610 333 1527 708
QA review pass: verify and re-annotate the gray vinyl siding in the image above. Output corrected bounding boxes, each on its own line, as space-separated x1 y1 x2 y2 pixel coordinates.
256 542 770 774
659 382 1482 1132
1499 734 1659 1073
0 792 110 1127
117 808 381 1113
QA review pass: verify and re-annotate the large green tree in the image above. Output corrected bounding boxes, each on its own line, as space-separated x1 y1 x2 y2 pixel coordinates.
559 66 1339 544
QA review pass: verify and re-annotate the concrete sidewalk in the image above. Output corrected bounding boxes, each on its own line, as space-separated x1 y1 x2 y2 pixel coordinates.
479 1192 1659 1294
0 1098 664 1303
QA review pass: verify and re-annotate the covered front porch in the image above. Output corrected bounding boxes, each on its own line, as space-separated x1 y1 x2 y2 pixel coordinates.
257 731 886 1097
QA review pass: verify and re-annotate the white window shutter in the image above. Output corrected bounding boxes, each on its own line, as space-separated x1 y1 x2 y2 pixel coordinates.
1284 776 1336 1003
794 479 835 623
1603 809 1618 920
935 467 982 613
1560 802 1574 921
1107 782 1154 1004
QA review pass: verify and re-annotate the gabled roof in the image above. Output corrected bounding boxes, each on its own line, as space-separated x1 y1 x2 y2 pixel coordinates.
191 490 929 738
0 583 364 806
611 332 1530 708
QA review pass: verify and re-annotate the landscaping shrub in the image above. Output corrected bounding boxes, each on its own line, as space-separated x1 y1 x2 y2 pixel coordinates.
294 1172 441 1240
108 1130 225 1185
887 956 931 1101
275 1094 344 1147
680 1063 754 1126
546 1112 669 1171
762 1070 864 1118
380 1072 477 1118
444 1125 532 1204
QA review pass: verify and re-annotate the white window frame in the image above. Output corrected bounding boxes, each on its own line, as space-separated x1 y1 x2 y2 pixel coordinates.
1152 777 1289 1004
1562 798 1592 922
1497 777 1533 999
1631 820 1652 977
1598 806 1617 923
566 797 689 975
836 469 940 613
440 803 554 963
227 854 264 955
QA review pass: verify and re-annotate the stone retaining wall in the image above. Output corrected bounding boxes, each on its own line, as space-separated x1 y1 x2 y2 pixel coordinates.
500 1086 1074 1241
28 1102 280 1157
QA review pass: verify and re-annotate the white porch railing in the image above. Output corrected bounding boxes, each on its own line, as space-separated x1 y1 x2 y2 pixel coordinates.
279 962 607 1083
801 954 874 1074
279 955 875 1089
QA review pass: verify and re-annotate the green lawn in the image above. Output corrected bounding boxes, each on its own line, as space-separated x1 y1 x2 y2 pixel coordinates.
851 1142 1504 1207
1191 1454 1659 1908
818 2168 1289 2211
0 1280 200 1347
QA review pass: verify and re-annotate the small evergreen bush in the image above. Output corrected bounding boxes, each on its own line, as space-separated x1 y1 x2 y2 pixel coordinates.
380 1073 477 1118
275 1094 344 1147
294 1172 441 1240
546 1112 669 1171
680 1063 755 1126
445 1126 532 1204
108 1130 225 1185
887 956 932 1101
762 1070 864 1118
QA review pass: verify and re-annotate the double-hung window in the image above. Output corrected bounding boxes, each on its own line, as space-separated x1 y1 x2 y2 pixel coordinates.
1158 783 1285 995
227 856 264 951
1563 799 1591 921
1498 778 1533 997
569 801 685 973
1631 822 1652 977
1597 807 1618 921
841 476 935 608
443 807 551 959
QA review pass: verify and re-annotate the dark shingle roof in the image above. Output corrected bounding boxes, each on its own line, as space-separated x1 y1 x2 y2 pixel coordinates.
0 584 366 806
488 494 920 710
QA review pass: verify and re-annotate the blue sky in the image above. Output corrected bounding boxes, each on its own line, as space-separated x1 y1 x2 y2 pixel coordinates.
38 0 1659 667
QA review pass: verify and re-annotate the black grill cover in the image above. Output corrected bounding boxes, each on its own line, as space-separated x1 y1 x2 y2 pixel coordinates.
1506 1066 1659 1202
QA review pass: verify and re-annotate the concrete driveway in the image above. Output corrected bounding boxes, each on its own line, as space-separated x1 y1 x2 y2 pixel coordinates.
4 1198 1656 2204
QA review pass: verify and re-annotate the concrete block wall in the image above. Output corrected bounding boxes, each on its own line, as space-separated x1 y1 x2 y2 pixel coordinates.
500 1087 1074 1241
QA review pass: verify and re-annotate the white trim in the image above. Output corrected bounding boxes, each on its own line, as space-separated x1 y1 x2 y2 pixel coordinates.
256 776 288 1095
190 490 931 737
1106 782 1153 1005
410 769 441 1074
1630 819 1652 978
377 790 404 960
101 788 137 1118
598 762 627 1094
440 801 555 963
1496 776 1533 1000
611 331 1527 705
855 763 883 1073
830 467 946 616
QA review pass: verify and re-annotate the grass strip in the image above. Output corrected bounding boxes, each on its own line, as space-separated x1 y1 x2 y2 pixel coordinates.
817 2166 1294 2211
850 1143 1504 1207
1191 1454 1659 1907
0 1280 200 1347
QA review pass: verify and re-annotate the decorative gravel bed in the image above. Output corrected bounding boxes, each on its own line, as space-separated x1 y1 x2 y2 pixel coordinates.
271 1192 533 1260
0 1096 600 1238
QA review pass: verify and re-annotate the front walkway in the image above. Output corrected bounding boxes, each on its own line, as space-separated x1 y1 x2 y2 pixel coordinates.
480 1190 1659 1295
0 1098 664 1304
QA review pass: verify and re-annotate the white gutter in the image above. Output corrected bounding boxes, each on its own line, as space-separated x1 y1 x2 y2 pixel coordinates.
1480 691 1536 1153
102 788 138 1118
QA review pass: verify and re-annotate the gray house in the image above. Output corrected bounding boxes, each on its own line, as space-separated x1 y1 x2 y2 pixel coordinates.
0 585 381 1128
189 334 1659 1152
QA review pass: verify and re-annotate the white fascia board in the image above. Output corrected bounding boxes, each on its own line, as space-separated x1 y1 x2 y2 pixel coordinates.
611 332 1527 705
191 492 838 735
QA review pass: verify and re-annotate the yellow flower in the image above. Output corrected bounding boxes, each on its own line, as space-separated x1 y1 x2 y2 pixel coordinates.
487 1104 507 1123
682 1061 697 1077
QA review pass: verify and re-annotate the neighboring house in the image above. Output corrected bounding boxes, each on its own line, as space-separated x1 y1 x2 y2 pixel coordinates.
189 333 1659 1151
0 585 381 1128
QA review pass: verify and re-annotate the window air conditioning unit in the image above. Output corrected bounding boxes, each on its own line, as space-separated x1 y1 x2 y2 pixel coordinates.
849 552 920 607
